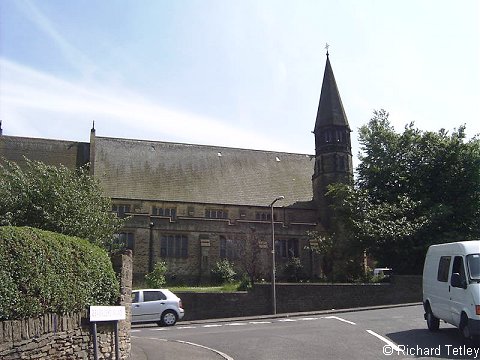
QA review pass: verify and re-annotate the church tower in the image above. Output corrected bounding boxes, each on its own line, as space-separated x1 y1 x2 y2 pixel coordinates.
312 49 353 229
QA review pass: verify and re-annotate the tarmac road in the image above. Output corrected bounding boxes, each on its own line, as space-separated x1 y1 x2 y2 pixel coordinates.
131 304 479 360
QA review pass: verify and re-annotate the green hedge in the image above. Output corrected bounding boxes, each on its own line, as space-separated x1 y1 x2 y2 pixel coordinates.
0 226 119 320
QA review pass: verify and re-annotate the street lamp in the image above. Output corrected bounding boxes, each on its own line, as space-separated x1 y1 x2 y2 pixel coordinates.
270 195 284 315
148 221 154 273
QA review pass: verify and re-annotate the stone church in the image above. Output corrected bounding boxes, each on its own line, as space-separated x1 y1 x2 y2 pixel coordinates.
0 52 353 284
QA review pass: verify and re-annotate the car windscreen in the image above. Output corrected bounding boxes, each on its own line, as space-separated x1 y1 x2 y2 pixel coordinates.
466 254 480 281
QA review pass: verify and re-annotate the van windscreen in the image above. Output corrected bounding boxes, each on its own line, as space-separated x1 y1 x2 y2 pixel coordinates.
467 254 480 281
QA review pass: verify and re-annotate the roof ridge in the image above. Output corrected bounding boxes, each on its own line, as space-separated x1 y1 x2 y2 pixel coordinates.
95 135 314 157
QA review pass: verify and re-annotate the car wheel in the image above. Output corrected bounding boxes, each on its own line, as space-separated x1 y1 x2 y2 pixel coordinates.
426 305 440 331
160 310 178 327
460 314 471 340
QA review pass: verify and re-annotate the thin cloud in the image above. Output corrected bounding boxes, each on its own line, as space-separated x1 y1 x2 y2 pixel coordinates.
14 0 97 77
0 58 292 152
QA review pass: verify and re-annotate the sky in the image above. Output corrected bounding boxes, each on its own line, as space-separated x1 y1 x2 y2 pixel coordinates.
1 0 479 170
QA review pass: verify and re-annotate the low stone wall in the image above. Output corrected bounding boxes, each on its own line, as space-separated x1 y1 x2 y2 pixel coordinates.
178 275 422 321
0 250 133 360
0 312 117 359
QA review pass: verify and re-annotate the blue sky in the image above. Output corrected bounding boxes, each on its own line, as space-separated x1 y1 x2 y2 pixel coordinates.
1 0 479 168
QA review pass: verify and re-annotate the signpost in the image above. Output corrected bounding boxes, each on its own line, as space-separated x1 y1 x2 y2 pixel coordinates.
89 306 126 360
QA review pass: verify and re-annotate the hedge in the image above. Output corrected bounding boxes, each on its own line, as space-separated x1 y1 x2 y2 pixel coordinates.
0 226 119 320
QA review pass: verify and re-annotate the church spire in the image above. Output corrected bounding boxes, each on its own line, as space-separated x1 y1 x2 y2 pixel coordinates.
312 49 353 230
314 49 350 134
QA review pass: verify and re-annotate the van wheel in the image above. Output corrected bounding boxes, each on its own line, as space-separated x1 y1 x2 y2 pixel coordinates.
426 305 440 331
159 310 178 327
460 314 471 340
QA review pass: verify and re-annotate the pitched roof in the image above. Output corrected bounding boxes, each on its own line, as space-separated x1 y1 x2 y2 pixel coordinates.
314 54 350 132
93 137 315 208
0 135 89 169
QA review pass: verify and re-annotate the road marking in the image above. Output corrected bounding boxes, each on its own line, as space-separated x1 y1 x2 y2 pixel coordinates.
172 340 235 360
133 314 359 333
324 316 356 325
366 330 402 352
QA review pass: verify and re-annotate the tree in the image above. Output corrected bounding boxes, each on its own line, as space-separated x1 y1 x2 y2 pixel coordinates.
0 158 124 250
306 231 334 280
327 183 428 274
307 227 365 282
329 110 480 274
233 228 266 287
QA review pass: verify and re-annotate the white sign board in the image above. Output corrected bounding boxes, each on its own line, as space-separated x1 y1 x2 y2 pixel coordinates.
89 306 126 322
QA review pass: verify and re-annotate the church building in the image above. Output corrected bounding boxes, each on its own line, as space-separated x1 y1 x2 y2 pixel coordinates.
0 52 353 284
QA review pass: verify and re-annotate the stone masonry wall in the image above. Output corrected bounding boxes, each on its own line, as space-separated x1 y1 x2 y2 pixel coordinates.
0 250 133 359
178 275 422 321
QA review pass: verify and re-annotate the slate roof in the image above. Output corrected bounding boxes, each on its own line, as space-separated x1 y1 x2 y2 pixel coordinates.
93 136 316 208
0 135 89 169
314 54 350 132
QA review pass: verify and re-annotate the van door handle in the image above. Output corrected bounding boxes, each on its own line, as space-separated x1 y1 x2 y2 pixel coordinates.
160 302 165 305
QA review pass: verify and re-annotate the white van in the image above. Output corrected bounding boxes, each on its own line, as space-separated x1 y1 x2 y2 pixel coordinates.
422 240 480 340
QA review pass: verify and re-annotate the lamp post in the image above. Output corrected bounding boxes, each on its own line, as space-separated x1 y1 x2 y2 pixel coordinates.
270 195 284 315
148 221 154 273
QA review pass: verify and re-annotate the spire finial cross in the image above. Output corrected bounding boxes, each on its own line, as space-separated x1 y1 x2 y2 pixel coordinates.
325 43 330 56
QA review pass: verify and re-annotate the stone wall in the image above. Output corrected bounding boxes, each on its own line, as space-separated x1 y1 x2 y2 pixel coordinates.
177 275 422 321
0 250 133 359
121 207 319 285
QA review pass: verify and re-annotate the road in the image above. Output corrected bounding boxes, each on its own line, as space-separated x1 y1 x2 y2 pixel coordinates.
131 305 480 360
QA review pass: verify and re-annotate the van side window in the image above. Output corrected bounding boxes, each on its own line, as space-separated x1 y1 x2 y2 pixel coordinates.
437 256 451 282
451 256 467 287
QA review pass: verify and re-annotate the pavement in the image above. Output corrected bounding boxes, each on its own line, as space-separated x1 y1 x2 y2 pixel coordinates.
131 337 230 360
130 303 421 360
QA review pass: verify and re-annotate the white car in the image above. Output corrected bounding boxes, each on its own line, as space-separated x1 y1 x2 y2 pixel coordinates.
131 289 184 326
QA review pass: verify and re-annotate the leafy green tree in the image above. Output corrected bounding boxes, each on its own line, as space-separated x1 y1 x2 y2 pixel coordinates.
308 228 364 282
327 183 428 274
329 110 480 274
306 231 334 280
0 158 124 250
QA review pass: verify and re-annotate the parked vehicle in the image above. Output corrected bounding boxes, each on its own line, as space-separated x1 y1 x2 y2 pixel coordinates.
373 268 392 277
422 241 480 341
372 267 392 283
131 289 184 326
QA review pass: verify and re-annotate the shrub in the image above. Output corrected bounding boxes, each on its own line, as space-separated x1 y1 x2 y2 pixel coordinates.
0 226 119 320
145 261 168 288
210 260 236 285
283 257 304 282
0 158 124 250
236 274 253 291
